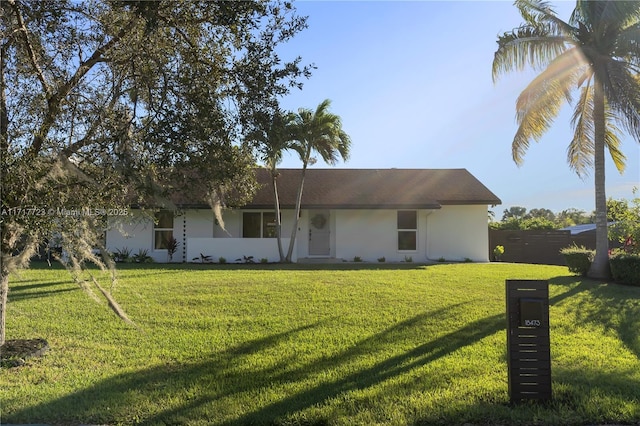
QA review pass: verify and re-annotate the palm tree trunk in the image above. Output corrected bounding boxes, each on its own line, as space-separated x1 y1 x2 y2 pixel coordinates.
588 77 610 279
272 173 285 262
286 155 309 262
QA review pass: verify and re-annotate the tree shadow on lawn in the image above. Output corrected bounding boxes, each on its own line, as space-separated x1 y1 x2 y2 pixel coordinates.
412 366 640 426
7 304 509 425
549 276 640 360
8 280 79 302
11 278 637 425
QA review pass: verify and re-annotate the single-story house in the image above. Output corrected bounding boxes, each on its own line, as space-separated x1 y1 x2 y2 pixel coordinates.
106 168 501 263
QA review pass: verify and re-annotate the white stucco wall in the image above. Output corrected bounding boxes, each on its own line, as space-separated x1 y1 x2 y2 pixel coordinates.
107 204 490 263
426 204 490 262
331 206 489 263
187 237 294 263
106 211 165 262
334 210 401 262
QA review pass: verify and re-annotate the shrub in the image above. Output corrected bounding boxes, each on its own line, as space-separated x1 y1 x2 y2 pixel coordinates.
353 256 362 262
166 237 180 262
132 248 154 263
377 257 386 263
218 257 226 264
609 252 640 286
112 247 132 263
560 245 594 276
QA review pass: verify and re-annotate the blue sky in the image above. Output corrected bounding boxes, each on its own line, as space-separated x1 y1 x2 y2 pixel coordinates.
274 1 639 215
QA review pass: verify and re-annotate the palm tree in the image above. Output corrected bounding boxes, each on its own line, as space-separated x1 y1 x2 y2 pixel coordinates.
285 99 351 262
257 110 297 262
493 0 640 279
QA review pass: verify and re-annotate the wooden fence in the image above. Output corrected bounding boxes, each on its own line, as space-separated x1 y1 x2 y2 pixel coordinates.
488 229 616 266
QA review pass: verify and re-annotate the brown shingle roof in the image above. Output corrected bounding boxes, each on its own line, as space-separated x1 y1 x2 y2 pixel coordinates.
242 168 501 209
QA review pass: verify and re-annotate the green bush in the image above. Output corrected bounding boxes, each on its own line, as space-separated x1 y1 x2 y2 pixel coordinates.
609 252 640 286
560 245 594 276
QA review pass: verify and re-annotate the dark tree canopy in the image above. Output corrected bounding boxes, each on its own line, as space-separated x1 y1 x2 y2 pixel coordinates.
0 0 311 344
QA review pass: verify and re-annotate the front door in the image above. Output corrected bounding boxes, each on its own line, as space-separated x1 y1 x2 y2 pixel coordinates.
308 210 330 256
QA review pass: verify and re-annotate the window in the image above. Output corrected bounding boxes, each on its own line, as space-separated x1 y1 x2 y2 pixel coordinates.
154 210 174 250
243 212 276 238
397 210 417 251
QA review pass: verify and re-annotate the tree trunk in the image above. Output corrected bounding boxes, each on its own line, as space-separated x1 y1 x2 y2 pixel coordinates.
1 266 9 346
588 76 610 279
286 159 309 262
272 173 285 262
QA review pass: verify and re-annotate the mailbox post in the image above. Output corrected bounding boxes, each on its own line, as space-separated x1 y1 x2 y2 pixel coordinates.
506 280 551 403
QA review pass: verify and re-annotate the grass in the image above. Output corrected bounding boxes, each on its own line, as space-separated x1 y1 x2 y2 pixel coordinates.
1 262 639 425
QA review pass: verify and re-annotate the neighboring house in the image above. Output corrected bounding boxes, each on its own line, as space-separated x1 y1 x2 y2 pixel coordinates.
106 168 501 263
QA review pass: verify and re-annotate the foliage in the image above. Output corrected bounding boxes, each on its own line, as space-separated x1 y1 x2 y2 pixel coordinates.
608 189 640 254
492 205 587 230
353 256 362 262
112 247 133 263
191 254 212 263
490 216 557 230
132 249 153 264
218 257 227 264
560 245 595 276
609 251 640 286
377 256 386 263
493 0 640 279
557 208 593 227
502 206 527 221
2 263 640 425
165 237 180 262
493 245 505 261
0 0 310 344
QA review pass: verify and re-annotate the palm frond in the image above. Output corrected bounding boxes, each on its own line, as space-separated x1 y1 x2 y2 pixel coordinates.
574 1 640 32
512 48 588 165
604 119 626 174
569 83 627 176
493 25 570 82
568 85 595 176
515 0 576 35
289 99 351 167
614 22 640 68
601 59 640 142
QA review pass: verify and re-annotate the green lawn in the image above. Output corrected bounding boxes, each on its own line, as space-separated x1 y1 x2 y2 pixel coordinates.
1 262 639 425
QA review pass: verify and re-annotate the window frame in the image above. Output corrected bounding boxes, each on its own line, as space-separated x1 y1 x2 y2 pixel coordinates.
154 210 174 250
397 210 417 252
242 211 277 238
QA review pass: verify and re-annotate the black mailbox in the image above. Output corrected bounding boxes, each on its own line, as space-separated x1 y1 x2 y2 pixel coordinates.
519 298 544 327
507 280 551 403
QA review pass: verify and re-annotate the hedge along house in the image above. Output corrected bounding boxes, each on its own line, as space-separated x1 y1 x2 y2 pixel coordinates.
105 168 501 263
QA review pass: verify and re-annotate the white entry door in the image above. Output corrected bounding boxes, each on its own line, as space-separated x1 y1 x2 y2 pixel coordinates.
308 210 330 256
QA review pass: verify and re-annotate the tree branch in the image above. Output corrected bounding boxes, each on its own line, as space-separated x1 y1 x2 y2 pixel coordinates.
8 0 52 97
28 16 139 158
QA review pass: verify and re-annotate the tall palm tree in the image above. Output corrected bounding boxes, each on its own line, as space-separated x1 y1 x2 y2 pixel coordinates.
258 110 297 262
493 0 640 279
285 99 351 262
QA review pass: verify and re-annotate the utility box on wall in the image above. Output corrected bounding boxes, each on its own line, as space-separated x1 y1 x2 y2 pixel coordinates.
506 280 551 403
